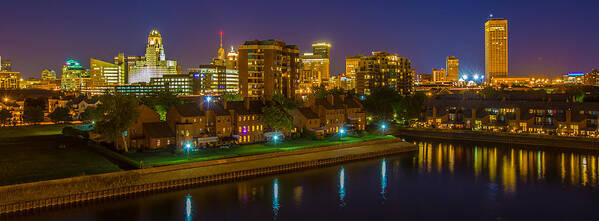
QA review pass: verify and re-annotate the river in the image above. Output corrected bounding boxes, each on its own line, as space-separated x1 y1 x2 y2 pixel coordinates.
10 138 599 220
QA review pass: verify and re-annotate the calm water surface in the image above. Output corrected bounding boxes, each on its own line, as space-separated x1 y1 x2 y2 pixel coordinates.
10 138 599 220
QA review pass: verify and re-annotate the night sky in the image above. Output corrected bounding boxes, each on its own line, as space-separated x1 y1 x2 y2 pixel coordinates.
1 0 598 78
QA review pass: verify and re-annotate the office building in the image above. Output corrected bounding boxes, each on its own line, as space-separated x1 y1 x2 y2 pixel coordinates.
352 51 412 95
185 32 240 96
114 53 145 84
585 69 599 86
345 55 363 79
61 59 90 91
189 65 238 96
128 29 180 84
238 39 299 99
329 74 356 91
299 42 331 87
485 18 508 82
0 57 12 71
88 58 126 94
432 68 446 82
41 69 57 80
446 56 459 82
562 73 585 84
0 71 19 89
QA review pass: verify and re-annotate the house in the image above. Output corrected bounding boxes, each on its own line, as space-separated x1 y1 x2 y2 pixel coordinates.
226 98 267 144
291 107 322 136
119 104 165 150
68 96 101 120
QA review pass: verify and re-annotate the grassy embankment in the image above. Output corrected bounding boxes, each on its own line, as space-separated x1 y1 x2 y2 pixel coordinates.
0 124 122 186
123 134 395 167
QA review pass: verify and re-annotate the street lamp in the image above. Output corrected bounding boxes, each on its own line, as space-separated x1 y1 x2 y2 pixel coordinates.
185 143 192 160
380 122 387 134
273 135 279 145
339 128 346 141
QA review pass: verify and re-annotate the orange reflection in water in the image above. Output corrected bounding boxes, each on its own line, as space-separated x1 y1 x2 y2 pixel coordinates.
414 140 599 195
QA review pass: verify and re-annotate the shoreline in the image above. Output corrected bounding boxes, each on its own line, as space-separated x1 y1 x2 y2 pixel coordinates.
396 128 599 151
0 138 416 216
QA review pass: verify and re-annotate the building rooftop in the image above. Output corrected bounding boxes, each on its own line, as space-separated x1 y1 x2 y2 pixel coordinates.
143 122 175 138
173 103 204 117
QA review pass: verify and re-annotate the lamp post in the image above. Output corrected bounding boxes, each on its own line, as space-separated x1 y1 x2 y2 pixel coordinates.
380 122 387 135
339 128 346 142
273 135 279 146
185 143 191 160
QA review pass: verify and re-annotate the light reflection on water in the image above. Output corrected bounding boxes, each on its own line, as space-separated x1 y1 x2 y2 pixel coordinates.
415 140 599 192
380 158 387 200
11 139 599 221
338 167 346 207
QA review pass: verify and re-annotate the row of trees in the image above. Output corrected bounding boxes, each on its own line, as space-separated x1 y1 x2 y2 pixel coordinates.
363 87 426 124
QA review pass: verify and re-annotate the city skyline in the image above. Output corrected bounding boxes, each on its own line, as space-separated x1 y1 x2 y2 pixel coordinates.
1 0 599 78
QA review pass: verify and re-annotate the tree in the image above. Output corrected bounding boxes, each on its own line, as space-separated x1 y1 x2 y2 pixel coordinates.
363 87 401 121
261 104 293 132
311 86 346 99
479 87 501 99
221 92 243 102
566 86 585 103
95 94 140 152
80 107 100 122
140 91 181 120
48 107 71 123
273 93 301 112
23 97 46 124
23 106 44 124
396 92 426 124
0 109 11 126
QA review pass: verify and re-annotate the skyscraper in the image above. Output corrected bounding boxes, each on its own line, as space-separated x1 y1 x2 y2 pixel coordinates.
299 42 331 91
128 29 179 83
187 32 240 96
61 59 90 91
238 39 299 99
41 69 56 80
485 18 508 82
445 56 459 82
0 71 19 89
353 51 412 95
87 58 126 94
432 68 446 82
0 57 12 72
345 55 363 79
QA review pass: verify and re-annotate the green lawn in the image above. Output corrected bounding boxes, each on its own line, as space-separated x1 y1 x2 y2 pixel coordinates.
0 124 70 138
0 135 122 186
124 134 395 167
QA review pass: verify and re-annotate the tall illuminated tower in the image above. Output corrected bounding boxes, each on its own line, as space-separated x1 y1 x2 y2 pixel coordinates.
128 29 179 83
485 17 508 82
145 29 166 66
445 56 459 82
217 31 226 60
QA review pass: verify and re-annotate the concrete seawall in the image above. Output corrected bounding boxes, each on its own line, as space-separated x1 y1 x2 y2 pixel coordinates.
0 138 416 215
396 128 599 150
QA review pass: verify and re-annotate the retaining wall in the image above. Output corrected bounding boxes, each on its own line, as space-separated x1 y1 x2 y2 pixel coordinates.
0 138 416 215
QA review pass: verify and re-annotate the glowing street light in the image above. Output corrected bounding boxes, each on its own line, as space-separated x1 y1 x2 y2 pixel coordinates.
380 123 387 130
205 96 212 103
473 74 480 80
185 143 192 160
338 128 346 141
273 135 279 145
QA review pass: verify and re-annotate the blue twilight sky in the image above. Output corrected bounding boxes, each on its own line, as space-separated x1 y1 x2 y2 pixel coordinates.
1 0 598 78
